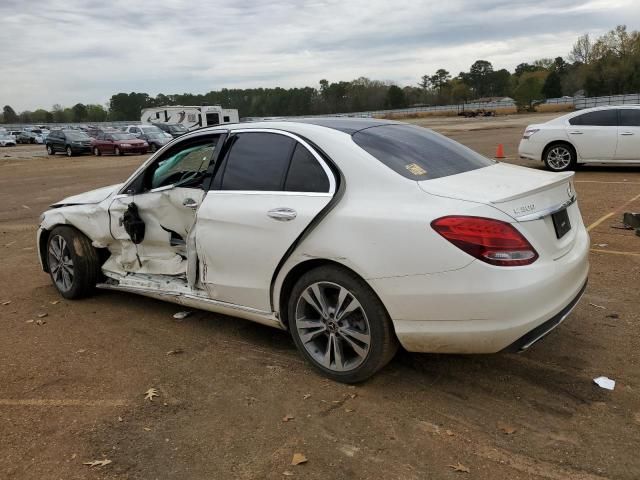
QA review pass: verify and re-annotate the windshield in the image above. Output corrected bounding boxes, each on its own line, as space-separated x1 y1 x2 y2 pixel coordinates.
112 133 136 140
0 134 12 139
352 124 493 181
168 124 188 133
65 131 90 140
141 126 162 134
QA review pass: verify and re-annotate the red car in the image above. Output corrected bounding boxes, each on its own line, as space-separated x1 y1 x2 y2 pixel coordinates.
92 132 148 156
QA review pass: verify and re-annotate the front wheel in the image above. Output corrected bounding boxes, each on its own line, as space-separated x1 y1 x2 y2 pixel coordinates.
288 266 398 383
151 143 158 153
46 226 100 299
93 146 101 156
114 146 122 156
544 143 576 172
46 144 54 155
66 146 73 157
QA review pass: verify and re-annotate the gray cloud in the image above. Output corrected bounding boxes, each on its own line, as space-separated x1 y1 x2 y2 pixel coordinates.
0 0 638 111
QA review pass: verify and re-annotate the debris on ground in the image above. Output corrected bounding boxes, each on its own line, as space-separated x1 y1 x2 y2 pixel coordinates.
36 319 46 326
283 471 294 476
291 453 308 465
594 243 608 247
2 300 11 306
302 394 311 400
37 312 48 318
622 212 640 229
172 311 192 320
166 348 184 355
589 303 606 309
282 414 295 422
606 313 620 319
83 459 112 467
448 462 470 473
144 388 159 401
50 300 60 305
593 376 615 391
497 421 517 434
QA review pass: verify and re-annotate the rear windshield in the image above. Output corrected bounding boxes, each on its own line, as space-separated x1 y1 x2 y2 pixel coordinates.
352 124 493 180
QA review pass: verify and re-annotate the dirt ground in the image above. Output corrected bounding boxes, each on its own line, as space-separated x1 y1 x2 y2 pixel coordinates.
1 114 639 480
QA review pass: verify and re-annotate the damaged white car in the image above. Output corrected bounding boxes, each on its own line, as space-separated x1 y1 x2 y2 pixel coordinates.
38 119 589 382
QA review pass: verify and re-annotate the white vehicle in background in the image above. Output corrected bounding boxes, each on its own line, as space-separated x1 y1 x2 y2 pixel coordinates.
519 105 640 171
37 119 589 383
141 105 239 131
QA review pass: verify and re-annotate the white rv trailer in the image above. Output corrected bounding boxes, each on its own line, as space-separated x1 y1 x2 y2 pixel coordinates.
140 105 239 131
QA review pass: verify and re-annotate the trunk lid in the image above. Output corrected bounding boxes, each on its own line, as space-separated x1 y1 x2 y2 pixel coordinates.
419 163 581 260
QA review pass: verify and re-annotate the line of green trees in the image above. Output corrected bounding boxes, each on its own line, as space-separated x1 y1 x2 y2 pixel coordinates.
2 25 639 124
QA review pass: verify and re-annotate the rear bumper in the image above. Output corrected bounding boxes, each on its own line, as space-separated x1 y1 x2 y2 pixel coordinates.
371 224 590 354
518 139 542 161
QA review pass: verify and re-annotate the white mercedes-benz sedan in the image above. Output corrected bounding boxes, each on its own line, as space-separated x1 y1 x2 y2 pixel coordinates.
519 105 640 171
38 119 589 382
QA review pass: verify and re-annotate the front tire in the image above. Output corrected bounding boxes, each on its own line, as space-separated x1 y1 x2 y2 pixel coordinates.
46 226 100 299
150 143 158 153
115 146 122 156
288 266 398 383
46 144 54 155
94 146 101 156
544 143 576 172
66 146 73 157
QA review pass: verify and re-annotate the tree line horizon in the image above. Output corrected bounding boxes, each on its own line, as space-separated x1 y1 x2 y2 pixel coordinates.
2 25 639 124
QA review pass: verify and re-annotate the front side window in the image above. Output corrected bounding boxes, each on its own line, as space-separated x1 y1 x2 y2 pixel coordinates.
147 136 220 190
569 110 618 126
352 124 493 181
219 133 295 191
619 109 640 127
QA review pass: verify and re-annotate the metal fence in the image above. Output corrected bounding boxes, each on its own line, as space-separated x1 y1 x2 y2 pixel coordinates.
543 93 640 109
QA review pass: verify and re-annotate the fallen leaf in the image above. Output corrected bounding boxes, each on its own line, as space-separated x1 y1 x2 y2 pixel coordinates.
282 414 295 422
37 313 48 318
143 427 151 431
25 319 34 324
83 459 112 467
448 463 470 473
144 388 159 401
291 453 308 466
50 300 60 305
345 408 354 413
166 348 184 355
445 429 454 436
22 205 31 210
2 301 11 306
76 349 86 353
497 422 517 435
283 471 295 476
303 394 311 400
173 311 192 319
117 416 123 422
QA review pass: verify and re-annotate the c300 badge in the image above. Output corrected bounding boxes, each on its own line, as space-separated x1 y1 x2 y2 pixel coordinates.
513 204 536 216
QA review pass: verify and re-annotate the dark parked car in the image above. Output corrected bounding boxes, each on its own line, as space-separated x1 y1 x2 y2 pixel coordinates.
125 125 172 152
151 123 188 138
46 130 93 156
91 132 148 156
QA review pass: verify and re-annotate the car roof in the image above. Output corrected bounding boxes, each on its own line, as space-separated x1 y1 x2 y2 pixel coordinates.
285 117 399 134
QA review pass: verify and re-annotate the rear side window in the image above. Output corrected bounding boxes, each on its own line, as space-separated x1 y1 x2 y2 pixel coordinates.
352 124 493 180
619 109 640 127
220 133 295 191
284 144 330 192
569 110 618 126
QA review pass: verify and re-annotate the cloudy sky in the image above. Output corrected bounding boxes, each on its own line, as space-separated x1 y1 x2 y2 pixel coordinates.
1 0 638 111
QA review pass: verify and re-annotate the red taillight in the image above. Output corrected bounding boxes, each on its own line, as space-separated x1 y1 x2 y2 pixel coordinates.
431 216 538 266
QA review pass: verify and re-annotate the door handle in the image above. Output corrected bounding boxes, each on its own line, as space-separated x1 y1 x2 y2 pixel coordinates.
183 198 199 209
267 207 297 221
568 131 583 135
620 132 634 136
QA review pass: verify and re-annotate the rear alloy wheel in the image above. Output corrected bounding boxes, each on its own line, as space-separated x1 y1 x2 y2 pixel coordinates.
114 146 122 156
66 146 73 157
93 146 101 156
289 266 398 383
46 144 54 155
47 226 100 299
544 143 576 172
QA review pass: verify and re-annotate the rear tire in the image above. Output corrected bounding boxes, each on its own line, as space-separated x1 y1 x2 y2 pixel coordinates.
66 146 73 157
115 147 122 156
46 226 100 299
94 146 101 156
151 143 157 153
543 143 576 172
288 266 398 383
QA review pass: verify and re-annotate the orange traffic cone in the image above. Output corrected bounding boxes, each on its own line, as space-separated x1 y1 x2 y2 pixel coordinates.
495 144 505 159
